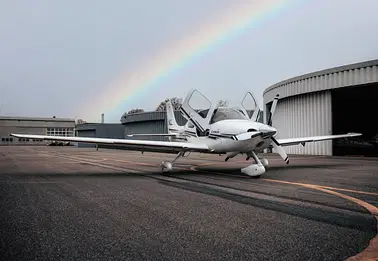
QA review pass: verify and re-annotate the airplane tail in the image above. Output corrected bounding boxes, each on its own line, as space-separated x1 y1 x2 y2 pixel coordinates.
166 100 184 134
126 100 184 140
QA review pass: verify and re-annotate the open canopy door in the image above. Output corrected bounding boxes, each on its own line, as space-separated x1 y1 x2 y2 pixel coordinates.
180 89 215 134
240 92 260 122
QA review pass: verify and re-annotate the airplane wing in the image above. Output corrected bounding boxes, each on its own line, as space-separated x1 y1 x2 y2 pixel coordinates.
127 134 177 137
10 133 209 153
276 132 362 146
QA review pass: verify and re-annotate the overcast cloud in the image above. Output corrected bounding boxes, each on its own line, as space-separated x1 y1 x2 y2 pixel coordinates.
0 0 377 122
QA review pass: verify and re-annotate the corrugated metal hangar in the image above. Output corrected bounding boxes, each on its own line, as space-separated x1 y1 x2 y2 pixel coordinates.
120 111 187 141
75 111 187 148
75 123 125 148
263 59 378 156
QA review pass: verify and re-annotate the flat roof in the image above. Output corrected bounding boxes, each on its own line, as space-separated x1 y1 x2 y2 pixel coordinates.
0 116 75 122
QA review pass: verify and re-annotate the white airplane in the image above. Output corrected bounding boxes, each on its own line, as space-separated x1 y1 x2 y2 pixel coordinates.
11 89 361 177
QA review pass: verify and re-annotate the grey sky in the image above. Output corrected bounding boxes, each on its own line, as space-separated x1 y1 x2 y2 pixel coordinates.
0 0 377 122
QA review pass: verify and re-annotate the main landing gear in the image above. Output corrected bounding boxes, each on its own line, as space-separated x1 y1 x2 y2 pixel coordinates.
160 151 185 172
241 151 268 178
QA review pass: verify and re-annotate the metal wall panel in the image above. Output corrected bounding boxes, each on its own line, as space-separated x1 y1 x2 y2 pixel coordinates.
122 111 188 141
76 124 125 148
271 91 332 155
124 121 167 141
77 130 96 148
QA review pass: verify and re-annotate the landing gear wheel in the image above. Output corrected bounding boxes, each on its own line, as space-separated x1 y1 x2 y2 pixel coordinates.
159 151 185 173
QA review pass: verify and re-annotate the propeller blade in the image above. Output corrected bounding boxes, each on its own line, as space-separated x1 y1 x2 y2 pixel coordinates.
271 137 289 164
267 94 279 126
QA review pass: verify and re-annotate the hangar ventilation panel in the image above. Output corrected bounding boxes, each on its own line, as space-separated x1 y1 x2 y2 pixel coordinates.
271 92 332 155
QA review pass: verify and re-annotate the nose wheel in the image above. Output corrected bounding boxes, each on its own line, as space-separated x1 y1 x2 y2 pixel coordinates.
241 151 266 178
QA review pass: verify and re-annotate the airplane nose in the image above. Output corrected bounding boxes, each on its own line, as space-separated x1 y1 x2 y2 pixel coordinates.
260 126 277 138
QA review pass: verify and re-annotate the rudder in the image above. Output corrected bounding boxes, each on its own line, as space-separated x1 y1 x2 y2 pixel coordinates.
166 100 184 134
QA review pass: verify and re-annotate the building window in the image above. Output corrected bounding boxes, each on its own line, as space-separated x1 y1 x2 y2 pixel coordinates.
46 127 74 137
1 138 5 142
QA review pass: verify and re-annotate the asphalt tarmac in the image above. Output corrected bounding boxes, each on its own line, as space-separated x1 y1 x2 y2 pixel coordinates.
0 146 377 261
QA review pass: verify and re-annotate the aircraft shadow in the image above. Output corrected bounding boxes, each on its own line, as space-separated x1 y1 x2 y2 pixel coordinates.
1 162 348 179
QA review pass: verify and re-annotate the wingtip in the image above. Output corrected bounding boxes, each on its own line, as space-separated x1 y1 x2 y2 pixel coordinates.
347 132 363 136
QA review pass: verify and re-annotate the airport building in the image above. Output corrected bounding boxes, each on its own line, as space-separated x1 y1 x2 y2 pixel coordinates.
0 116 75 145
121 111 187 140
263 59 378 156
75 123 125 148
75 111 187 148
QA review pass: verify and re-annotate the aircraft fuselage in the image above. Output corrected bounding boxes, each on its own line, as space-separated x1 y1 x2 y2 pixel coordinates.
174 119 277 154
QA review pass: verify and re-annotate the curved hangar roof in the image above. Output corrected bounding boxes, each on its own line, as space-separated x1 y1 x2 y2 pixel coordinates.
263 59 378 103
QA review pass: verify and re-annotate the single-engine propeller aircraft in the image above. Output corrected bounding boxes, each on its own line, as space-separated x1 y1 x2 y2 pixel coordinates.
11 89 361 177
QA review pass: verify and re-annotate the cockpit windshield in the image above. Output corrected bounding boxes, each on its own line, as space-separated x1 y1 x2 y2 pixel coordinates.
209 108 247 124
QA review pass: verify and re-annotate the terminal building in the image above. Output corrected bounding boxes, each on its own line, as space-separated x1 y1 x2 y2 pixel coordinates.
263 59 378 156
0 116 75 145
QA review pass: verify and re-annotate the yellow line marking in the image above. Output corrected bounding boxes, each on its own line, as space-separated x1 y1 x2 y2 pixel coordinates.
262 179 378 261
192 161 378 196
191 161 378 260
262 179 378 197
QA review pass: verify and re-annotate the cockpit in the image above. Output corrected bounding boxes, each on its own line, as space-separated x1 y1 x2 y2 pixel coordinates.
209 107 247 123
187 107 247 128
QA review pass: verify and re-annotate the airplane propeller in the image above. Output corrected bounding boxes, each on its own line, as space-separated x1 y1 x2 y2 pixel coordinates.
267 94 289 164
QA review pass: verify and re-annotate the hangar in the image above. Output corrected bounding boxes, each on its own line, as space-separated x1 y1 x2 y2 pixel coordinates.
75 123 125 148
263 59 378 156
75 111 187 148
120 110 187 141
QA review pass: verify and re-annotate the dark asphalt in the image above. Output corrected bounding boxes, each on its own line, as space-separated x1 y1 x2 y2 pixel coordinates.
0 146 377 261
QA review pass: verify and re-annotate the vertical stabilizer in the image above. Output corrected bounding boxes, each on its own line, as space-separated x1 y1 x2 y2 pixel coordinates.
166 100 184 134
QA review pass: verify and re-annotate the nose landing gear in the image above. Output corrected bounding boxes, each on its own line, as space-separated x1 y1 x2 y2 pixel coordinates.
241 151 268 178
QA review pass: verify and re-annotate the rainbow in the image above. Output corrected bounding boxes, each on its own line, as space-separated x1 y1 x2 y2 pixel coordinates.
81 0 297 122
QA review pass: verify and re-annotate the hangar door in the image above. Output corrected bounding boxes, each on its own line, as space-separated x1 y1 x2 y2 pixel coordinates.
267 91 333 155
77 129 96 148
332 83 378 156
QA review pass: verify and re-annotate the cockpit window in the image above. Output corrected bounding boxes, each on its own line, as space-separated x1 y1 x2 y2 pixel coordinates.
209 108 247 123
